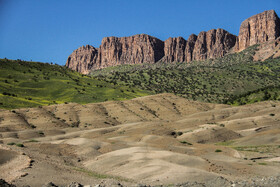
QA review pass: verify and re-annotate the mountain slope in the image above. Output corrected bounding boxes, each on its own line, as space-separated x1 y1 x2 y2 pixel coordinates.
90 45 280 104
0 59 152 109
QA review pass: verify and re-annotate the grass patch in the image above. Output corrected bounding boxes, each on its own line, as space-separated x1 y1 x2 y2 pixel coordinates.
0 58 152 110
7 142 16 145
258 162 267 165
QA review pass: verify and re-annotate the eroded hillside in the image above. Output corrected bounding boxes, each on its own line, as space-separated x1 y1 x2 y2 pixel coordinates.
0 94 279 186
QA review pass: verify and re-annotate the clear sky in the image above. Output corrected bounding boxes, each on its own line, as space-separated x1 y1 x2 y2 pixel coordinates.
0 0 280 65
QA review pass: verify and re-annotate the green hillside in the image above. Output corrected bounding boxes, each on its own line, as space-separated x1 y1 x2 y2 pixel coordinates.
227 86 280 105
0 59 152 109
91 45 280 104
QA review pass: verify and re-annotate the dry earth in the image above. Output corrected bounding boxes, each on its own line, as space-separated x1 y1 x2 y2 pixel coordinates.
0 93 279 186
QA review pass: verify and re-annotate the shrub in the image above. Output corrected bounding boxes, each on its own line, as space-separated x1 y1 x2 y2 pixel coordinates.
16 143 24 147
180 141 192 145
177 131 183 136
215 149 222 152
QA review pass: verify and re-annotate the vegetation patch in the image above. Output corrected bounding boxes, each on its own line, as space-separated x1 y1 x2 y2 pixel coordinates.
0 59 152 110
91 45 280 105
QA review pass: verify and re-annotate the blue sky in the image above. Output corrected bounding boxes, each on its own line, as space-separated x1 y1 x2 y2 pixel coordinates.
0 0 279 65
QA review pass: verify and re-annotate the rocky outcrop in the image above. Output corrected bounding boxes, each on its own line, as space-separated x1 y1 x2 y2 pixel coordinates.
164 37 186 62
66 34 164 71
192 29 237 61
98 34 164 68
163 29 236 63
236 10 280 51
66 45 99 74
66 10 280 74
185 34 197 62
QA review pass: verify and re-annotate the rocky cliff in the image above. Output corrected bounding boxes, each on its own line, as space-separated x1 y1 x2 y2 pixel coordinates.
66 45 99 74
192 29 237 61
66 10 280 74
236 10 280 51
98 34 164 68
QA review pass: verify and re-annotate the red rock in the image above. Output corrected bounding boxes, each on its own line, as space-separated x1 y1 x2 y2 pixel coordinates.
66 45 99 74
192 29 236 61
185 34 197 62
164 37 186 62
98 34 164 68
236 10 280 51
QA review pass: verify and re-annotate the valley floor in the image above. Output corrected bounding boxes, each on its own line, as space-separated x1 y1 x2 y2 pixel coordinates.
0 94 280 186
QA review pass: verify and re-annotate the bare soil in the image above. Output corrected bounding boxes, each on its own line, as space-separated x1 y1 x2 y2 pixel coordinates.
0 93 279 186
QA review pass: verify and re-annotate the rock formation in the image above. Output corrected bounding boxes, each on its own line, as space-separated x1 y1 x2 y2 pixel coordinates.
192 29 237 61
66 10 280 74
98 34 164 68
185 34 198 62
236 10 280 51
164 37 186 62
66 45 99 74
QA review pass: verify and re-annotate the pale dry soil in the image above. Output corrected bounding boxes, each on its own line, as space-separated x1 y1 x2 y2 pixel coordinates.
0 93 280 186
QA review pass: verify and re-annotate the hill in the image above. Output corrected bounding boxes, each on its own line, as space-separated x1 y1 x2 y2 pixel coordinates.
0 59 152 109
0 93 279 186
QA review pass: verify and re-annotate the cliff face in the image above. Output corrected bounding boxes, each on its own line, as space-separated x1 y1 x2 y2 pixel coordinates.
192 29 237 61
185 34 197 62
236 10 280 51
163 29 236 63
66 45 99 74
164 37 186 62
66 10 280 74
99 34 164 68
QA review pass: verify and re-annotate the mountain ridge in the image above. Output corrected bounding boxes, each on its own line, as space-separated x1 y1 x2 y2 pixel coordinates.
66 10 280 74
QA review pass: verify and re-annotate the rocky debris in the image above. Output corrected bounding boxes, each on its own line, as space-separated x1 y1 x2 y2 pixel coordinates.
253 36 280 61
0 179 16 187
236 10 280 52
9 176 280 187
68 182 84 187
66 10 280 73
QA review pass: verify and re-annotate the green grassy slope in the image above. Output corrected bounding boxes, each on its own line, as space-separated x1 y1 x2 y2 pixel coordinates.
0 59 152 109
91 45 280 104
227 86 280 105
